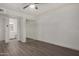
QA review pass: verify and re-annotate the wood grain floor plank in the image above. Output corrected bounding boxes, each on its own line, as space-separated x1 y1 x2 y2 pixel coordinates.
0 38 79 56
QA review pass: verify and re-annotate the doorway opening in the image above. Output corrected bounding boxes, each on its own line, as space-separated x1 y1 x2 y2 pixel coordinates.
9 18 17 41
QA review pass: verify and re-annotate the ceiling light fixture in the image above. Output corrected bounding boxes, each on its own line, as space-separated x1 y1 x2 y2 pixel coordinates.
29 4 35 9
23 3 38 10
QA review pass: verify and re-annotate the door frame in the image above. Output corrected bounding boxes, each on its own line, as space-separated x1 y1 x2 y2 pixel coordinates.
5 16 26 43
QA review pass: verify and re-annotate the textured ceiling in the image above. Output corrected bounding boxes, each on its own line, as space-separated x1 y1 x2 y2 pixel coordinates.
0 3 68 19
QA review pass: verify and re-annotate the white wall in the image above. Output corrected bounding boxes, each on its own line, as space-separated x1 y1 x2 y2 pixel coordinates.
0 14 6 41
26 20 37 39
17 17 22 41
37 4 79 50
20 17 27 42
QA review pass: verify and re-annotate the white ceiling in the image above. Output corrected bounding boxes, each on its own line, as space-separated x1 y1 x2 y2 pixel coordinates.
0 3 69 19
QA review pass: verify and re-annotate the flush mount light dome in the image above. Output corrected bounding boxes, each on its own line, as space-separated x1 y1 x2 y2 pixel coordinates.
29 4 35 8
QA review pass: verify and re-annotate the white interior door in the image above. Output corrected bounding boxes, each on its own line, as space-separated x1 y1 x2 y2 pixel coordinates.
0 16 5 41
5 17 9 43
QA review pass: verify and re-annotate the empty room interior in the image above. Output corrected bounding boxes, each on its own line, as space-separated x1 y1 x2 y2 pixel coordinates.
0 3 79 56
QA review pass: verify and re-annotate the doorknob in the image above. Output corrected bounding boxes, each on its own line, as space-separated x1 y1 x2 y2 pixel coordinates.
6 25 8 27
